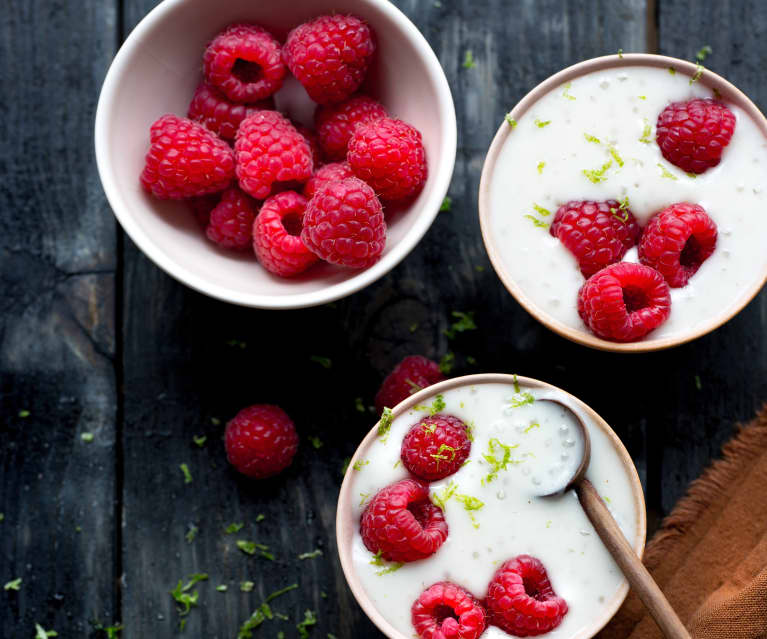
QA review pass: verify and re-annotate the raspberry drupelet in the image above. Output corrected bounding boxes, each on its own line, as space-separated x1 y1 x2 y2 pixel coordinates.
203 23 286 103
360 478 448 563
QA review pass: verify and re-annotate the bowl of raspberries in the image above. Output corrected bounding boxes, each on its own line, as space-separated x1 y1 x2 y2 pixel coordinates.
95 0 456 308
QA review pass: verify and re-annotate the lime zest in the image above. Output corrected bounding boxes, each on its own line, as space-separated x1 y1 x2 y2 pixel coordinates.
524 214 549 228
534 118 551 128
445 311 477 338
562 82 576 101
582 160 613 183
657 163 678 180
431 480 458 509
536 161 545 174
440 196 452 212
378 407 393 442
463 50 476 69
352 460 369 472
482 438 521 484
523 421 541 434
505 114 517 128
532 203 551 217
639 119 653 144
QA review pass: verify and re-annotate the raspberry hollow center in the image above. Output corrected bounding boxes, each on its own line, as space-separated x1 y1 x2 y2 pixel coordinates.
232 58 263 84
523 577 544 600
282 212 303 236
622 286 650 313
434 604 459 624
680 234 704 269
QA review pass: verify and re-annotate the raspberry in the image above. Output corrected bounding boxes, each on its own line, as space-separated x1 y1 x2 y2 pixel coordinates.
188 193 220 228
486 555 568 637
374 355 445 415
188 82 274 141
225 404 299 479
301 177 386 268
315 95 387 161
235 111 314 199
283 14 375 104
140 115 235 199
549 200 641 278
303 161 355 199
638 202 717 288
204 187 258 250
656 98 736 174
401 415 471 481
203 23 286 103
578 262 671 342
293 122 324 168
360 478 448 563
412 582 487 639
348 117 428 201
253 191 318 277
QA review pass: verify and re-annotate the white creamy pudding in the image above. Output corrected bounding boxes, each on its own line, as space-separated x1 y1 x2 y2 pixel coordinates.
487 65 767 340
349 380 642 638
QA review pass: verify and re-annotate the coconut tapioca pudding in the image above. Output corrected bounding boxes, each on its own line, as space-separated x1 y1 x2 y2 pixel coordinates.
341 376 644 639
482 58 767 345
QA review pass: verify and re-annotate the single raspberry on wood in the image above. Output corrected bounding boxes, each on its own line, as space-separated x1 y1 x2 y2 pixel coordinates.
549 200 641 278
188 82 274 141
283 14 375 104
203 23 286 103
401 414 471 481
205 187 258 251
638 202 717 288
235 111 314 199
300 177 386 269
412 582 487 639
656 98 735 174
140 114 235 199
225 404 299 479
485 555 568 637
577 262 671 342
303 161 355 199
348 117 428 201
360 478 448 563
315 94 387 160
253 190 318 277
374 355 445 415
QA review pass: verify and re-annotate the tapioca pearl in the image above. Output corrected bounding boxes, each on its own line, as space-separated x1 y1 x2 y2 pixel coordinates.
618 73 628 81
563 437 576 448
549 464 564 476
522 466 532 476
472 551 480 559
558 424 570 437
532 476 542 486
496 490 506 500
579 529 591 536
600 80 610 90
561 452 570 461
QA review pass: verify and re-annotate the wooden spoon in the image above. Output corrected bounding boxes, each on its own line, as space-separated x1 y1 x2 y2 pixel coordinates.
536 397 691 639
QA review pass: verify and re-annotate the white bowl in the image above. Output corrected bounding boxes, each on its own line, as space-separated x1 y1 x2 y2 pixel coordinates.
95 0 456 308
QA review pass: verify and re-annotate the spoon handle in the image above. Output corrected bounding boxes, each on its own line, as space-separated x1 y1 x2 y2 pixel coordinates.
576 479 691 639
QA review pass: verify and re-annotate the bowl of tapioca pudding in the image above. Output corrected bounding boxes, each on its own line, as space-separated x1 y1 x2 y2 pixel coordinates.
479 54 767 352
336 374 646 639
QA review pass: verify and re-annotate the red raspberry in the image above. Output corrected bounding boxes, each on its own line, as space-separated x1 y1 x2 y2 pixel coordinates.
401 415 471 481
225 404 299 479
253 191 318 277
315 95 387 161
656 98 736 174
578 262 671 342
303 161 355 199
412 582 487 639
203 23 286 103
188 82 273 141
292 121 324 168
187 193 220 228
235 111 314 199
204 187 258 251
283 14 375 105
374 355 445 415
549 200 641 278
360 478 448 563
638 202 717 288
486 555 568 637
301 177 386 268
140 115 235 199
348 117 428 201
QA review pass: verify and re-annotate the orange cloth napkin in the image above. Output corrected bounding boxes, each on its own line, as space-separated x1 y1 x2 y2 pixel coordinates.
597 405 767 639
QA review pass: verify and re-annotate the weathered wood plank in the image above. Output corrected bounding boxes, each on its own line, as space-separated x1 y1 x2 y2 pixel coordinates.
119 1 650 638
0 0 119 637
654 0 767 513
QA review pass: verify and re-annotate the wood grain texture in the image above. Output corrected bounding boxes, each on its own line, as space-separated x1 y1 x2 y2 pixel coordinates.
0 0 119 637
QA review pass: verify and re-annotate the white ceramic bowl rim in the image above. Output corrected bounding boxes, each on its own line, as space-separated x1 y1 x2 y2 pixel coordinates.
478 53 767 352
336 373 647 639
94 0 457 309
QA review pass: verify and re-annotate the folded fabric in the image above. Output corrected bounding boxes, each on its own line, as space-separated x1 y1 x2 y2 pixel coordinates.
597 405 767 639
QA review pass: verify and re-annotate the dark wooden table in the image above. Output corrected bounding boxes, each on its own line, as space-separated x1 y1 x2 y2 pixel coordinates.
2 0 766 637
